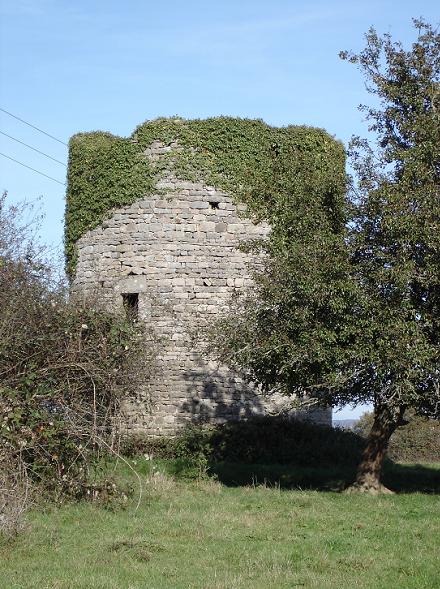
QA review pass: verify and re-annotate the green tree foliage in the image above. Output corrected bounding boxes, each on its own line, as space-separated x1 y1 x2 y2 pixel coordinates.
341 19 440 491
211 20 440 493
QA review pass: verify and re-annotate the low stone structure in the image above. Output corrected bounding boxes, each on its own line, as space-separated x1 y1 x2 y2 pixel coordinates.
71 133 332 434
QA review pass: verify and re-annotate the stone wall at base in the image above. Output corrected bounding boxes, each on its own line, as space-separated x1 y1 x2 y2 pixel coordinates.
72 143 332 434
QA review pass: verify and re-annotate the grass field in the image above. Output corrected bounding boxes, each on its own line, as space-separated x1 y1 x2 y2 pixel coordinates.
1 461 439 589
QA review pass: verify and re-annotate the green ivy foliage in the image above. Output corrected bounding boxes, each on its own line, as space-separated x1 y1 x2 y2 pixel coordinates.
65 132 155 276
65 117 345 276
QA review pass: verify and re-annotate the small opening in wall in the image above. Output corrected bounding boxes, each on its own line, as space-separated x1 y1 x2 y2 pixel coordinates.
209 201 220 209
122 293 139 321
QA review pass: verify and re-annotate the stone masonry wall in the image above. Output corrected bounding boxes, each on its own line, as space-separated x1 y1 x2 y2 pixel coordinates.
72 142 331 434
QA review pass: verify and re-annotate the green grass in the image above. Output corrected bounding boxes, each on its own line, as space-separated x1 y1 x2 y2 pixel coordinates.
1 462 439 589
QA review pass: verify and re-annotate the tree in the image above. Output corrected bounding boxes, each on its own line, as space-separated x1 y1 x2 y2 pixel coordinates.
354 411 440 464
211 20 440 493
341 19 440 491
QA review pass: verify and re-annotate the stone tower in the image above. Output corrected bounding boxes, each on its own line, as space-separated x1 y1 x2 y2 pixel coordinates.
67 119 340 434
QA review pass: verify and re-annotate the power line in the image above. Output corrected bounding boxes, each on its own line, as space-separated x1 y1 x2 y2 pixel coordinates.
0 152 65 186
0 107 68 147
0 130 67 166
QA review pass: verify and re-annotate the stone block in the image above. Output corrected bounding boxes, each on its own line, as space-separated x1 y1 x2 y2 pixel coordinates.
190 202 209 209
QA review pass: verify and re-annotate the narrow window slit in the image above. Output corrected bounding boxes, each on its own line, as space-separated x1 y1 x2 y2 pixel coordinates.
122 293 139 320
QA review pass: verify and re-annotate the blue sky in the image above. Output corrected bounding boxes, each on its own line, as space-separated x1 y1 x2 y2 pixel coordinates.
1 0 438 418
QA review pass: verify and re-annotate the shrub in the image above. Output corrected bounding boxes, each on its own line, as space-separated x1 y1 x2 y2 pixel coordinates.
0 193 154 528
122 416 367 471
354 412 440 463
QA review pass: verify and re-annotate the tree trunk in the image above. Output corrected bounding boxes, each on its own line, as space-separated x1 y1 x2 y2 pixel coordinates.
346 404 405 494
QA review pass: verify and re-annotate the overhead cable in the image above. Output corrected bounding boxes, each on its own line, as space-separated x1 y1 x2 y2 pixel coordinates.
0 152 65 185
0 130 67 166
0 107 68 147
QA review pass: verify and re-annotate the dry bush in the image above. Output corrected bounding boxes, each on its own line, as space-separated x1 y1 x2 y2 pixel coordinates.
0 192 155 520
144 468 177 494
0 453 29 539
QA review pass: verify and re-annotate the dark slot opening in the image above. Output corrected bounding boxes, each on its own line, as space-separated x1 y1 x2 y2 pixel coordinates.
122 293 139 320
209 201 220 209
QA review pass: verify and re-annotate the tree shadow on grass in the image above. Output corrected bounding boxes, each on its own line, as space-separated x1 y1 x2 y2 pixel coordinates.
209 461 440 494
381 462 440 494
210 462 356 492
